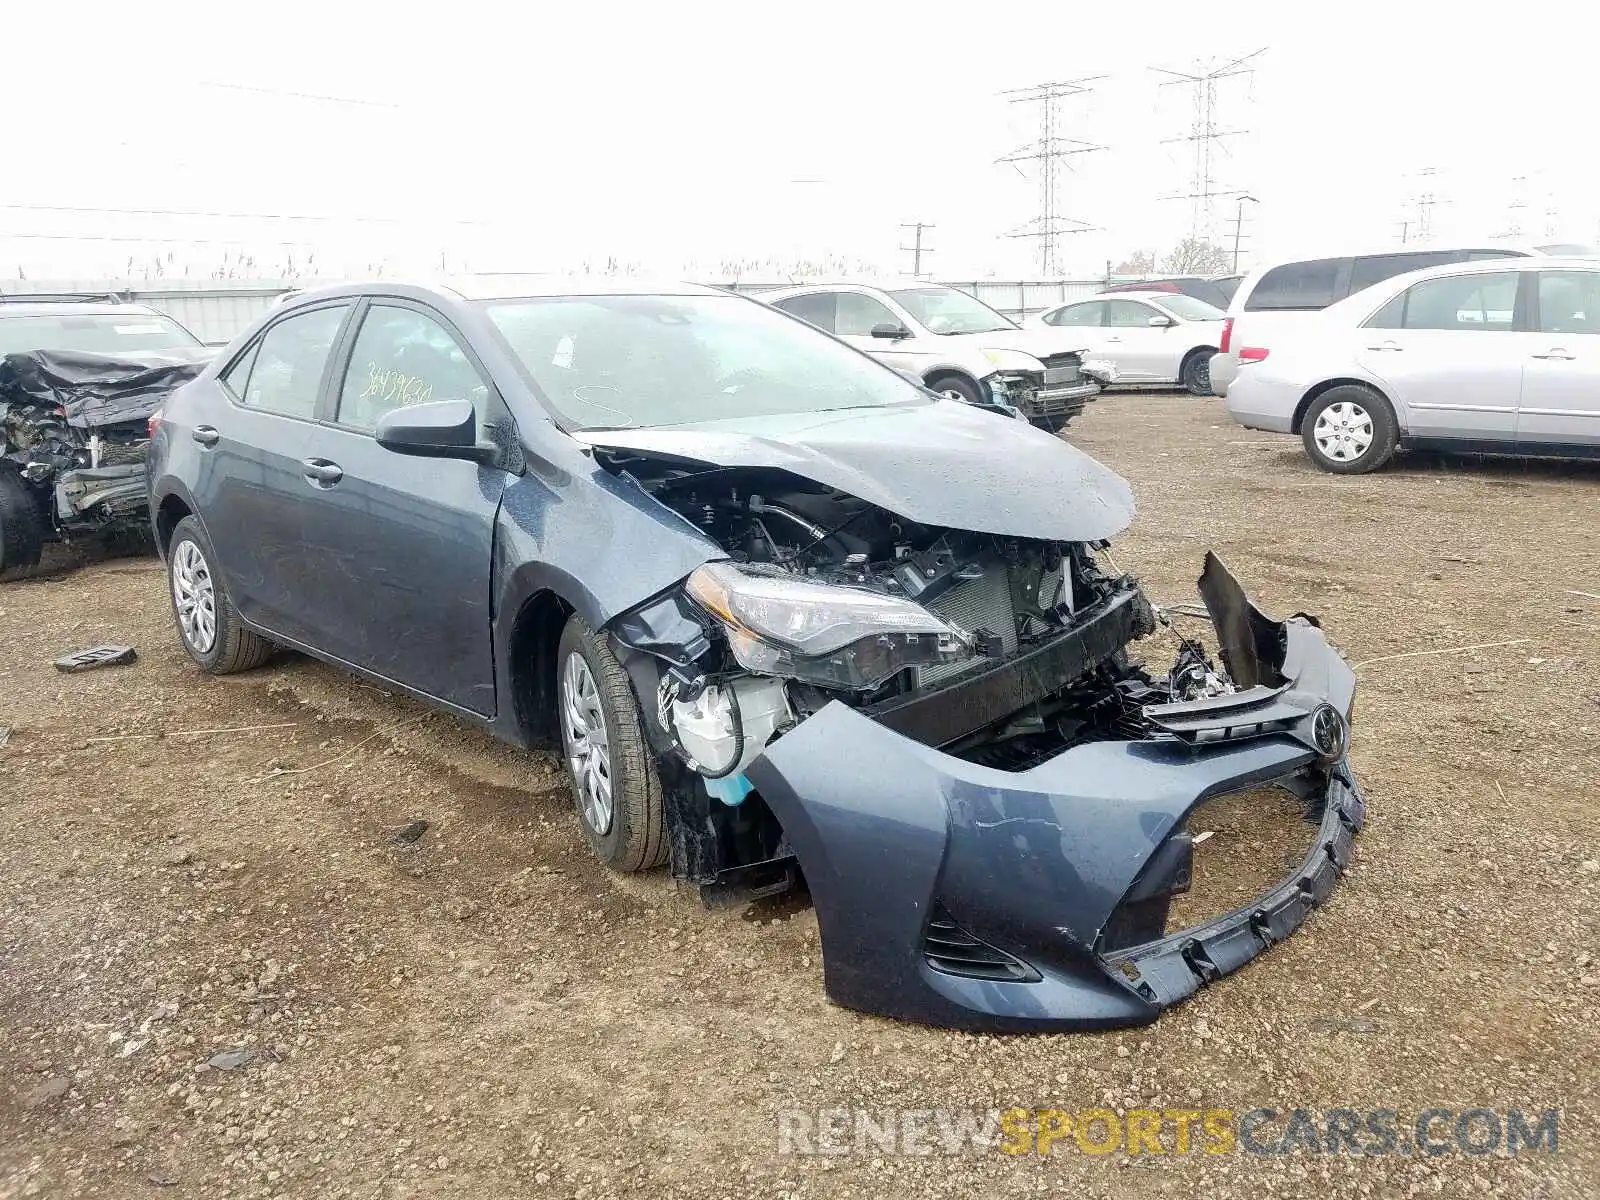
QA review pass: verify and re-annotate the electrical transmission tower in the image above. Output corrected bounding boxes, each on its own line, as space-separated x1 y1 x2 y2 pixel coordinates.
1399 166 1449 244
1154 49 1265 243
899 222 934 277
997 77 1105 276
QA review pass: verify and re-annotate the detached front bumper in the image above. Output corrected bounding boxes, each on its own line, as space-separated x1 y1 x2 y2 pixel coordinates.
744 556 1363 1033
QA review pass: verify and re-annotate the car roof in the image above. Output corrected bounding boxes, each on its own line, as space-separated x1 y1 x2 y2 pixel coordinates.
0 300 166 318
279 276 730 307
1043 291 1223 308
758 280 953 299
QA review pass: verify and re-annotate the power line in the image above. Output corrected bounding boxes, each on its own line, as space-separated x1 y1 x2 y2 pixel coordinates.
899 222 934 277
1154 49 1265 242
997 77 1105 276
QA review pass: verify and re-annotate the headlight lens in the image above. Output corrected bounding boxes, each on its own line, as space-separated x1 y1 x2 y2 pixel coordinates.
980 347 1046 373
686 562 973 690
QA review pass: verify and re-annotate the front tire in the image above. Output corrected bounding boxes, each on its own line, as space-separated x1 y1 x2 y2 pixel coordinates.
1301 386 1399 474
926 372 984 406
556 614 667 872
166 516 274 673
1180 350 1214 397
0 468 46 582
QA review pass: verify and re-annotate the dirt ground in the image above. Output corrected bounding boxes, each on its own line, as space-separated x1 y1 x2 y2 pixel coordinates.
3 393 1598 1199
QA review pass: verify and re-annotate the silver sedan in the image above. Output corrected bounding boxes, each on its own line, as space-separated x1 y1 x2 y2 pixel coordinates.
1221 257 1600 472
1029 291 1228 395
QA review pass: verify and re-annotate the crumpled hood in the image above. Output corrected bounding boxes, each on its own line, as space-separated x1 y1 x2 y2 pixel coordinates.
943 329 1093 360
574 398 1135 542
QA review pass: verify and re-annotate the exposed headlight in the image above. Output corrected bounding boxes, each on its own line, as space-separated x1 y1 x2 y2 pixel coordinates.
686 562 973 690
981 347 1046 373
1081 358 1119 383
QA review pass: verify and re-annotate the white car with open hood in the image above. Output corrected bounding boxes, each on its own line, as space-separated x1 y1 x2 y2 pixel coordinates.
758 281 1115 433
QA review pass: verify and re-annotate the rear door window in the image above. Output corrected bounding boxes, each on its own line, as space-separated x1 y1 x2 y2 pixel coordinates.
1368 272 1521 332
1244 259 1345 311
772 292 837 333
237 305 350 419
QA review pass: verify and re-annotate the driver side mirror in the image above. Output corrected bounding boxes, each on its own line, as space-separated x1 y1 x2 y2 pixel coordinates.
1148 315 1177 328
376 398 499 465
870 322 912 340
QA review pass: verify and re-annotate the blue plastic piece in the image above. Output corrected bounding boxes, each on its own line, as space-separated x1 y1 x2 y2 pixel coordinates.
703 772 753 806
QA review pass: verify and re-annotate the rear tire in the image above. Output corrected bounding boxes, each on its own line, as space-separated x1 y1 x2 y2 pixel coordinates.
166 515 275 674
0 468 46 582
556 614 667 872
1301 385 1399 474
1180 350 1214 396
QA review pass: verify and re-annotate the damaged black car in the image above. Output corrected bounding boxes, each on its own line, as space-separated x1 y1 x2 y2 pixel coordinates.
148 279 1363 1033
0 298 214 579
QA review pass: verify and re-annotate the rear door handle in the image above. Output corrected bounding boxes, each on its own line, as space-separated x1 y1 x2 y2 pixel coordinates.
192 425 220 447
1365 342 1404 352
1531 349 1575 360
301 458 343 486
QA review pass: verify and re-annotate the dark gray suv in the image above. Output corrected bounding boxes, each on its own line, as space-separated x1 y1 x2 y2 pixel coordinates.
147 278 1365 1033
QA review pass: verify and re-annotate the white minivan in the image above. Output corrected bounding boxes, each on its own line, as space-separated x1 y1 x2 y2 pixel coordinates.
1208 242 1597 397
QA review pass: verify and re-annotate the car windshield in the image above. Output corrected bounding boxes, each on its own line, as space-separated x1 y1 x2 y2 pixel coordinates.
887 287 1017 335
484 293 926 430
1154 295 1226 322
0 313 201 356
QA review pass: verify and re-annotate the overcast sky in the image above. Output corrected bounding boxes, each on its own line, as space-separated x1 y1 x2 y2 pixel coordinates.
3 0 1592 282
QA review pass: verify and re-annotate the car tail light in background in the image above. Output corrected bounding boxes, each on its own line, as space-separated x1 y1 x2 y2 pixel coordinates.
1219 318 1233 352
147 408 163 437
1239 346 1270 363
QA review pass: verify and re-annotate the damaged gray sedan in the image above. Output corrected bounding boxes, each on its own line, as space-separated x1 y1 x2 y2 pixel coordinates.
147 279 1363 1033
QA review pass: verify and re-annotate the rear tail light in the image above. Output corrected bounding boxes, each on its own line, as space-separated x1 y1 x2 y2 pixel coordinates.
1219 317 1233 353
147 408 163 437
1239 346 1270 363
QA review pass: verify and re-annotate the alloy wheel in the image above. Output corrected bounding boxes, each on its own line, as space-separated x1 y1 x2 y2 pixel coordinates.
170 539 217 654
560 650 614 836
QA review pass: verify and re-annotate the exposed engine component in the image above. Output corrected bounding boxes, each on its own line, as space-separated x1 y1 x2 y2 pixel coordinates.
662 674 793 788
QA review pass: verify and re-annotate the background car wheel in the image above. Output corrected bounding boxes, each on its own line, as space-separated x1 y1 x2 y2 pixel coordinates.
1180 350 1213 397
1301 386 1399 474
556 614 667 873
0 467 46 582
166 515 275 674
926 373 984 406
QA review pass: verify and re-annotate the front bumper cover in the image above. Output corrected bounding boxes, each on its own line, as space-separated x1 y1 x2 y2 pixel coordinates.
744 555 1363 1033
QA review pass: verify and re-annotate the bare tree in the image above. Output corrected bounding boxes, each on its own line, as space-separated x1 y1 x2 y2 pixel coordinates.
1113 250 1156 275
1161 238 1231 275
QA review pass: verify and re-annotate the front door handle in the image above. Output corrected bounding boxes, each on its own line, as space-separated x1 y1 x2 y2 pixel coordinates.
192 425 220 447
301 458 343 486
1365 341 1404 352
1531 348 1575 360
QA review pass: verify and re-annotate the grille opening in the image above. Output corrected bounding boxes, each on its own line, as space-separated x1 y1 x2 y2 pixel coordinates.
922 904 1041 983
1163 783 1322 936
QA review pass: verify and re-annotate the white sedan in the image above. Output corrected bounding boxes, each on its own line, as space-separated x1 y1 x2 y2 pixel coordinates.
1221 257 1600 472
1029 291 1228 395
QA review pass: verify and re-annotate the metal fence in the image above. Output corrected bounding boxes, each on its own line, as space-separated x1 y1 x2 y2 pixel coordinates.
0 275 1126 344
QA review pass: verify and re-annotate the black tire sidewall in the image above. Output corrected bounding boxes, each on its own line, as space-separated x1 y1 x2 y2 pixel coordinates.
1181 351 1213 396
555 615 664 871
927 373 983 405
0 468 46 579
1301 387 1399 474
166 516 231 671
